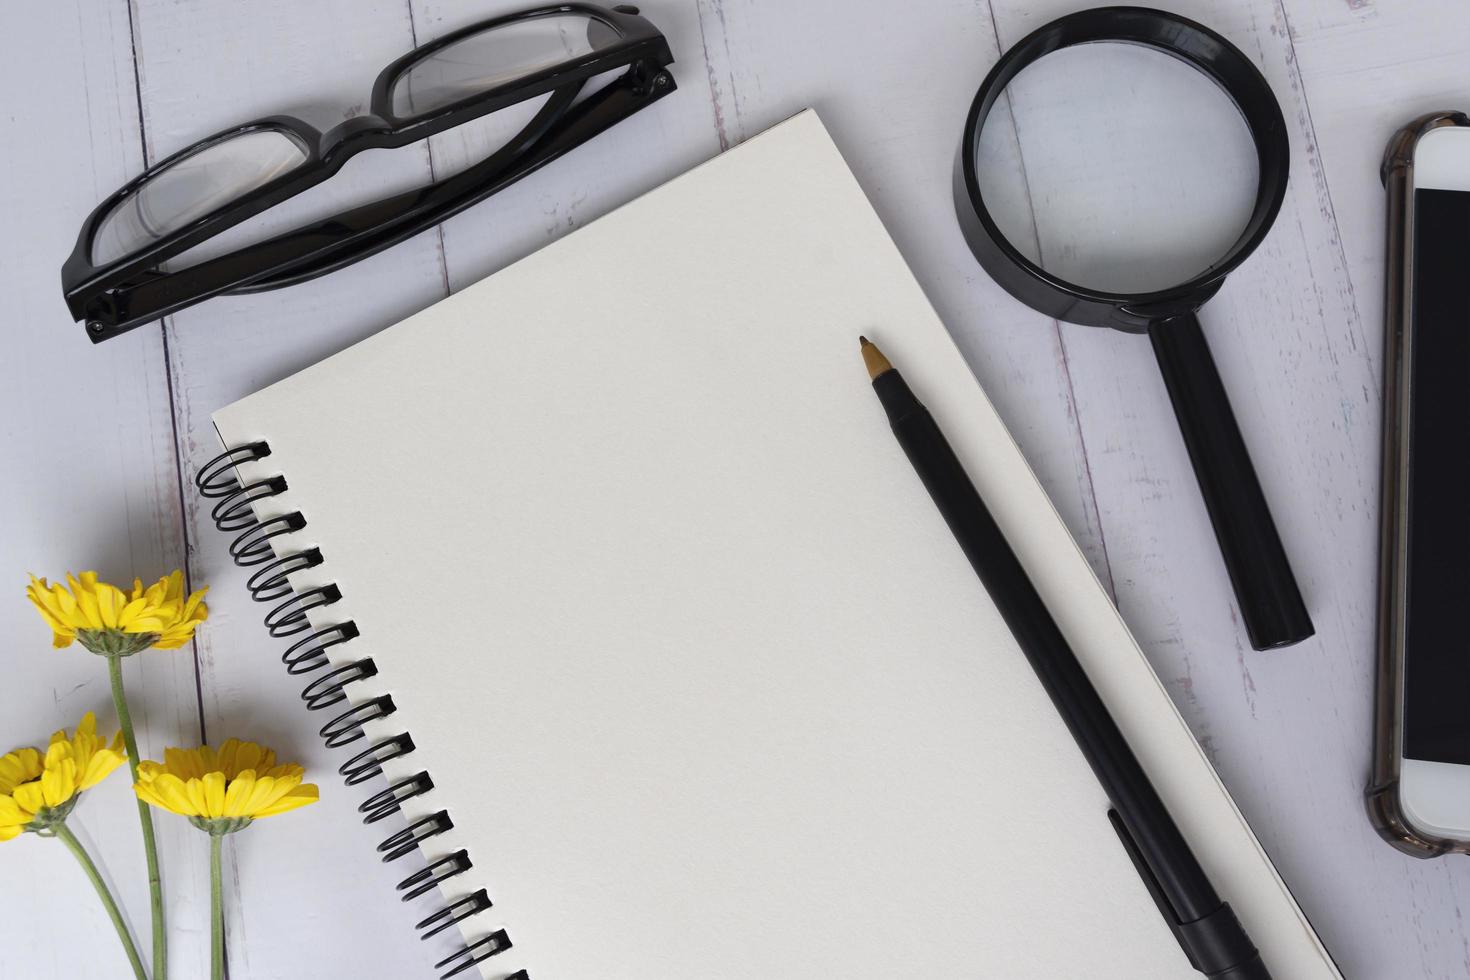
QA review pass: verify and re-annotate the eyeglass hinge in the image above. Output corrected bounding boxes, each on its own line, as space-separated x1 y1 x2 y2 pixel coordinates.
627 60 672 97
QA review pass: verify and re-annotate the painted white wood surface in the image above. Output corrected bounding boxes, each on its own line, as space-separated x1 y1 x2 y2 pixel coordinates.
0 1 1464 978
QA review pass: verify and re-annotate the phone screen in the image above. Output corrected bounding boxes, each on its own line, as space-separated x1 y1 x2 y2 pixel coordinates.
1404 187 1470 766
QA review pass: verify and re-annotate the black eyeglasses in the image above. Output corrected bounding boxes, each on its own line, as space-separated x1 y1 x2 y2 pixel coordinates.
62 3 674 344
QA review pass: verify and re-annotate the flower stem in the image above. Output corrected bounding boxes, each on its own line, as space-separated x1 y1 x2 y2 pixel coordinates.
108 653 167 980
54 821 151 980
210 833 225 980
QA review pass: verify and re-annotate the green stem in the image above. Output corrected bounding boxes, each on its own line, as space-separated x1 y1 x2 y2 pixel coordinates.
108 653 167 980
54 821 151 980
210 833 224 980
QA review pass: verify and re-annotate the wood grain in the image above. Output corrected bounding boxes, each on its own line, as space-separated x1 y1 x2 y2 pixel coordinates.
125 0 460 975
2 0 1467 977
0 2 210 977
1279 2 1470 973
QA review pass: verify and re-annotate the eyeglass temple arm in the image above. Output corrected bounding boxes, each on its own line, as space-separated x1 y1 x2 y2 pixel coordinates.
99 59 674 328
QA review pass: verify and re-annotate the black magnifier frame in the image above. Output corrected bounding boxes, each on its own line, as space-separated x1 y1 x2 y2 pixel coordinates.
62 3 674 344
956 6 1313 651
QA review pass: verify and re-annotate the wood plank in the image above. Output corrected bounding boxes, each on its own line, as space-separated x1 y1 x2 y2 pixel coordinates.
124 0 454 975
0 1 211 977
1275 1 1470 974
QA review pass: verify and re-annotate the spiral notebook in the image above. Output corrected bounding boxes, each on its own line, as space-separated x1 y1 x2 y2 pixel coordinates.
202 111 1339 979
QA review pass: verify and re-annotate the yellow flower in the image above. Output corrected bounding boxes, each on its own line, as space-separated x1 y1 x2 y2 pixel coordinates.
134 739 318 835
26 570 208 656
0 712 127 841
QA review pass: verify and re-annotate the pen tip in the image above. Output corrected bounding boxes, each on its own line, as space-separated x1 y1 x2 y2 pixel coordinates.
859 335 870 346
860 337 893 380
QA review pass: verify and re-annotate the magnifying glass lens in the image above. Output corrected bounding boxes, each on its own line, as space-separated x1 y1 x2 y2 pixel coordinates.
975 42 1260 294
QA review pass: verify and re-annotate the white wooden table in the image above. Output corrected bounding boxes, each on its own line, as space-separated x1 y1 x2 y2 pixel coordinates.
2 1 1466 977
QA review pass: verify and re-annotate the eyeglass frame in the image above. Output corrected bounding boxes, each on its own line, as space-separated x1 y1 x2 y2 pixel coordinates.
62 2 674 344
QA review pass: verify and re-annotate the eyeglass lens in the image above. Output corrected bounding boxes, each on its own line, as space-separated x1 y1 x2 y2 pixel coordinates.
90 11 625 269
390 12 618 119
92 129 309 265
973 42 1260 295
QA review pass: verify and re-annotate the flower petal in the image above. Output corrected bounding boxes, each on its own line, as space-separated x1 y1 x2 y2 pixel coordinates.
182 588 209 624
0 797 29 826
44 737 72 767
25 585 69 634
78 747 126 791
222 772 256 818
254 782 319 818
142 574 165 604
185 777 212 818
52 582 84 627
201 771 226 818
116 596 152 629
95 584 124 629
73 581 104 631
135 775 185 815
0 748 43 795
231 741 266 778
41 758 77 807
163 571 186 603
12 781 44 816
164 746 205 781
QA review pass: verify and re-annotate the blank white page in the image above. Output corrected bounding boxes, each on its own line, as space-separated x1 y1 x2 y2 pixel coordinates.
215 111 1338 980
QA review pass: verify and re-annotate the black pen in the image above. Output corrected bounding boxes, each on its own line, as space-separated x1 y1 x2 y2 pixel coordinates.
861 337 1271 980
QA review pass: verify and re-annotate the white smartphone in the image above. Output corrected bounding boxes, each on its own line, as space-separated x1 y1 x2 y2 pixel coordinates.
1371 116 1470 853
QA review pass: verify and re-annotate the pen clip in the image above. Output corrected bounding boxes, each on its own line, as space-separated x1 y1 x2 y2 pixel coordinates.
1107 809 1265 979
1108 808 1193 960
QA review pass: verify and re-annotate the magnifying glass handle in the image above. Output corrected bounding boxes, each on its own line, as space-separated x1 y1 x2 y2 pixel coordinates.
1148 313 1314 650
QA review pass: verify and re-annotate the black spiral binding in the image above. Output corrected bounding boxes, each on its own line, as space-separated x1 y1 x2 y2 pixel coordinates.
196 443 521 980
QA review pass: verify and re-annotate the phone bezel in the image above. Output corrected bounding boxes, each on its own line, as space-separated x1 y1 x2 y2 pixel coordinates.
1393 124 1470 841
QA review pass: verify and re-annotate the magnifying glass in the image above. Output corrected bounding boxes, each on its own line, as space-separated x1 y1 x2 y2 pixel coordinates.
955 6 1313 651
